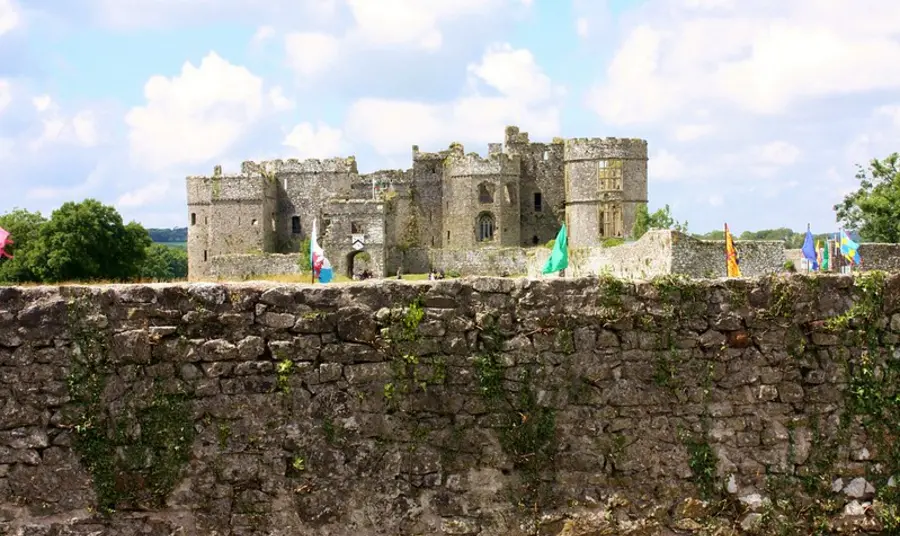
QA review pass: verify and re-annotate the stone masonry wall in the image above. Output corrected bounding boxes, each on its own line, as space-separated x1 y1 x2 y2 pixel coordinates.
206 253 301 280
4 273 900 535
527 230 674 279
671 233 785 278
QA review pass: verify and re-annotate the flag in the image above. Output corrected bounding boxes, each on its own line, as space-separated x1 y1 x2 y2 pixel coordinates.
542 224 568 274
801 224 818 271
0 226 12 259
310 218 333 283
725 223 741 277
822 239 830 270
816 240 823 268
840 230 861 265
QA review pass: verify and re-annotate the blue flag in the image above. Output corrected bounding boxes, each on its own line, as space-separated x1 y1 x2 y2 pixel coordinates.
801 224 818 270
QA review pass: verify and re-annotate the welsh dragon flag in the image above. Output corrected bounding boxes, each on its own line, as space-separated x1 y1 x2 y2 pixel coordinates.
0 227 12 258
310 218 333 283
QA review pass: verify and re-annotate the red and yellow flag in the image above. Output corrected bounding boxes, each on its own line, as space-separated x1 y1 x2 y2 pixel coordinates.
725 223 741 277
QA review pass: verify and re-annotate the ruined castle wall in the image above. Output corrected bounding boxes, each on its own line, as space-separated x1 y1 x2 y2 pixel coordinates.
526 230 674 278
443 145 521 249
672 233 785 277
322 200 386 278
207 253 302 280
264 158 357 254
411 148 445 249
186 177 211 280
504 127 565 247
402 247 530 276
3 274 900 535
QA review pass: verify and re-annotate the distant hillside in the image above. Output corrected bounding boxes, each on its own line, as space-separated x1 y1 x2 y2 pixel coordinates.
148 227 187 242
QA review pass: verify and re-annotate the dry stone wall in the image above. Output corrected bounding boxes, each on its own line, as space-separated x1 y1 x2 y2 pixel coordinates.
3 273 900 535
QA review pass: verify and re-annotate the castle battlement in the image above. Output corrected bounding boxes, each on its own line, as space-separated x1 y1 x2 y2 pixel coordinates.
240 157 358 175
444 149 521 177
564 137 648 161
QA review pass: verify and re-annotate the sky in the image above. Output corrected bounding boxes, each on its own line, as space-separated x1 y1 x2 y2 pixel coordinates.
0 0 898 235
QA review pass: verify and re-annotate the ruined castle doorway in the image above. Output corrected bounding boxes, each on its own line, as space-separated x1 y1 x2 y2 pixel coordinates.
346 250 373 279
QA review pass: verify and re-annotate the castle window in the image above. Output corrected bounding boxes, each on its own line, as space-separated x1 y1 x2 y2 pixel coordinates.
203 250 207 261
543 150 549 161
476 213 495 242
478 182 494 204
292 216 301 234
351 221 363 234
191 213 196 225
504 183 517 204
534 192 542 212
599 159 624 191
252 218 258 226
447 230 450 241
205 216 208 224
532 235 539 245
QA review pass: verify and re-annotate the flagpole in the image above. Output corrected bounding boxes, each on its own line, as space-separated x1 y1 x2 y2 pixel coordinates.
724 223 727 276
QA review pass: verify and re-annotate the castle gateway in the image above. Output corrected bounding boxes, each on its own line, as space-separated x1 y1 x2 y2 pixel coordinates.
186 126 648 280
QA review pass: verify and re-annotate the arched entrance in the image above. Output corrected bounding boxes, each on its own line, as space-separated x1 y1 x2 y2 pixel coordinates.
346 250 373 279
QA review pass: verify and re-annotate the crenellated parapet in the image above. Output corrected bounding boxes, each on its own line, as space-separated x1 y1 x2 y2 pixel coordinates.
444 145 521 178
564 137 648 161
240 157 358 175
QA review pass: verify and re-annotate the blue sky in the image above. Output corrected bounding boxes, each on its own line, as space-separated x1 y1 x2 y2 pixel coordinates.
0 0 899 235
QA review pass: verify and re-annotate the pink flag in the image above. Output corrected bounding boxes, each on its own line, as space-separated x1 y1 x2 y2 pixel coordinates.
0 226 13 258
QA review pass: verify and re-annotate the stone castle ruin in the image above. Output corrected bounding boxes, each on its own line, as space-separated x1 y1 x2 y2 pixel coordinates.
186 126 649 280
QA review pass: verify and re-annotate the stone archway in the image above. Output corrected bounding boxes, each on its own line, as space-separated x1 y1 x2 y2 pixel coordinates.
346 250 373 279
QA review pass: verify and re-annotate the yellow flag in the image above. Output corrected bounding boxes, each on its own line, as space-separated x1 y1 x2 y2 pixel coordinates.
725 223 741 277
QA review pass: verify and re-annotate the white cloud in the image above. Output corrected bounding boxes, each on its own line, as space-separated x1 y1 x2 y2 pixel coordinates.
673 123 714 142
117 181 172 207
0 79 10 113
345 43 563 155
876 104 900 127
707 194 723 206
284 32 341 77
251 25 275 45
344 0 511 50
575 17 589 38
753 141 800 167
268 86 295 111
0 0 19 36
588 1 900 124
29 101 100 149
125 51 284 170
32 94 51 112
650 150 687 181
282 121 345 159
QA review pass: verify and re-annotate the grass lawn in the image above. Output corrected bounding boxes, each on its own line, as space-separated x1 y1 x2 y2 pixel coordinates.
252 273 432 283
156 241 187 249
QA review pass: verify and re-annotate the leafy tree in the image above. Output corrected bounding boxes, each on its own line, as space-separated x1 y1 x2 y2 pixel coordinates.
140 244 188 281
27 199 152 282
835 152 900 243
0 208 47 283
631 203 689 239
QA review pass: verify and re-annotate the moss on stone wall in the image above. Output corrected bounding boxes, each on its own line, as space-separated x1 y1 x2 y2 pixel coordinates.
64 296 195 513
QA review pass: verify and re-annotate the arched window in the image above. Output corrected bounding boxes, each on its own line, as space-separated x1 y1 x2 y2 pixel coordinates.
477 213 495 242
478 182 494 204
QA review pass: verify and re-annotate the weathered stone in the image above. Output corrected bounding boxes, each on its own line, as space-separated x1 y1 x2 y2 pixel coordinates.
0 276 895 535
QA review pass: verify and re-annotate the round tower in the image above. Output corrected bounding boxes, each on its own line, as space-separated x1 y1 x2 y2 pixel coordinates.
562 137 648 247
442 143 521 249
186 173 213 281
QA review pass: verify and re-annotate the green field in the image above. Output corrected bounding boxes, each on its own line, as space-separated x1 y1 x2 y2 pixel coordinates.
156 241 186 249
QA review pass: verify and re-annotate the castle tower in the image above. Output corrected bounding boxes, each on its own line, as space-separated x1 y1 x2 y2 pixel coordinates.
442 143 522 249
562 137 648 247
185 164 277 280
270 157 356 253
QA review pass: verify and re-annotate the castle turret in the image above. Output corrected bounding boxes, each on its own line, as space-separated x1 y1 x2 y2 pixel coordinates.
442 143 522 249
264 157 357 253
185 164 278 280
563 137 648 247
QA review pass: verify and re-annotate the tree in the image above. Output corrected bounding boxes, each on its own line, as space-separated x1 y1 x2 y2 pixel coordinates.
27 199 152 282
140 244 188 281
0 208 47 283
631 203 689 239
835 152 900 243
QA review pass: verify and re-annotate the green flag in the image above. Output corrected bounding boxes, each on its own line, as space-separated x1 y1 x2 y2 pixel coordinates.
542 224 569 274
822 240 830 270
